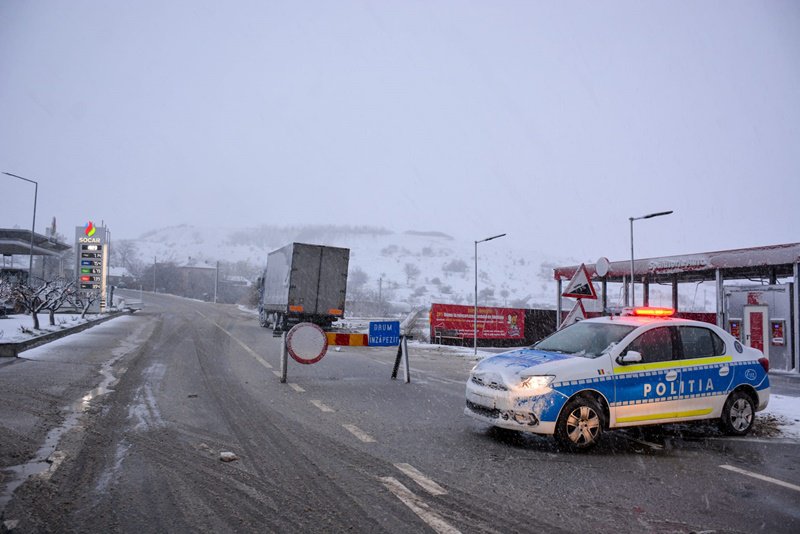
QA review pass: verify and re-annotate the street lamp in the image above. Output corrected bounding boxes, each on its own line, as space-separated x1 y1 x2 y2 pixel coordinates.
629 210 673 306
3 172 39 284
474 233 507 355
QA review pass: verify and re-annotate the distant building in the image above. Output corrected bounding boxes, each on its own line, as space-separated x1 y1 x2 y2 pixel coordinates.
107 266 135 288
218 274 252 304
174 258 217 300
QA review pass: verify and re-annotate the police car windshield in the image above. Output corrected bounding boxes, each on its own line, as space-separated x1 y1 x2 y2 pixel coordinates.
533 322 636 358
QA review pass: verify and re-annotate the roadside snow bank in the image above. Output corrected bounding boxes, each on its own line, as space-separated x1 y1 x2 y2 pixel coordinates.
0 314 98 343
762 395 800 439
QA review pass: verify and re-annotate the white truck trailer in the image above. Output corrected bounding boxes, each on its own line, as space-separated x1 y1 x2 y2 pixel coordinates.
257 243 349 333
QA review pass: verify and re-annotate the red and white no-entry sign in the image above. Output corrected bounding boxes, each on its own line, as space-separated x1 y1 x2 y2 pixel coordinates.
285 322 328 364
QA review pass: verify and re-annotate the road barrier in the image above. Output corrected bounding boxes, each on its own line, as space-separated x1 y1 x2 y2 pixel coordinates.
279 321 410 383
325 333 368 346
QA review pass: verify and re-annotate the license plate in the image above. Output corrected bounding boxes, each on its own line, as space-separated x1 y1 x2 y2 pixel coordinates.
467 390 495 409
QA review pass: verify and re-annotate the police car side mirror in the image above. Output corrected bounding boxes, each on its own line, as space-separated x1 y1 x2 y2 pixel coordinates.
617 351 642 365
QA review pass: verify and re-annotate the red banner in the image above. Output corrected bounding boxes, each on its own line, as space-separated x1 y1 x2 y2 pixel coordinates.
430 303 525 340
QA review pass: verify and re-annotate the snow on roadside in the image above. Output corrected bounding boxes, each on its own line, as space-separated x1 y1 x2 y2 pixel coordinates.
0 313 95 343
408 340 499 361
237 305 258 316
761 395 800 439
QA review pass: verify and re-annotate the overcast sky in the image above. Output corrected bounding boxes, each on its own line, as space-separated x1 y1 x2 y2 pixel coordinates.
1 1 798 262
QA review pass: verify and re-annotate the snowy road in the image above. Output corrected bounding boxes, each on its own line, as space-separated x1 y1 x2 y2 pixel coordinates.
1 292 798 533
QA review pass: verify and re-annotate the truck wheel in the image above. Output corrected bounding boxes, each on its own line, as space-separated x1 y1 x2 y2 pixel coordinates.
719 390 755 436
272 313 285 336
555 395 605 451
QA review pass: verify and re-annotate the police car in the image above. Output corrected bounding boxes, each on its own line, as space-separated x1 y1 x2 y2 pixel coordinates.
465 307 770 450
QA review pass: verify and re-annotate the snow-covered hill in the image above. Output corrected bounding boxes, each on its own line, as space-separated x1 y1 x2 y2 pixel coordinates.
123 224 713 313
125 224 576 312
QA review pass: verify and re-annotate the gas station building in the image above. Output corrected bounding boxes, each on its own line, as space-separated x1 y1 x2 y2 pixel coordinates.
0 228 71 279
553 242 800 374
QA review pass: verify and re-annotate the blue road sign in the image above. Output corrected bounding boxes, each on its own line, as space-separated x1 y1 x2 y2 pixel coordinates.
369 321 400 346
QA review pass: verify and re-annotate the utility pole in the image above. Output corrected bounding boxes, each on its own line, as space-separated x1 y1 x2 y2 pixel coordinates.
153 256 157 293
214 261 219 303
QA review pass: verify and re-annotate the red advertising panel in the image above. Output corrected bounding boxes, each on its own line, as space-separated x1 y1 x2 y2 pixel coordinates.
729 320 741 341
750 311 764 352
771 321 785 346
430 303 525 340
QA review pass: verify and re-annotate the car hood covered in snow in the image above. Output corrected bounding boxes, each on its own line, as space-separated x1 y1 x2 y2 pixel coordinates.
471 348 582 388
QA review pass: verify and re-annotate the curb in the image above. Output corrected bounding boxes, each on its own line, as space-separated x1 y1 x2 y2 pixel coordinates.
0 309 136 358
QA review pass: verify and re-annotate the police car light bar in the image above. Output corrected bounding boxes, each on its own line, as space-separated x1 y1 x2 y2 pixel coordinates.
630 307 675 317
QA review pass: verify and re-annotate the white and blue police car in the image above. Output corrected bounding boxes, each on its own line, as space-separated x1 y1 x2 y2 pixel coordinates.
465 307 770 450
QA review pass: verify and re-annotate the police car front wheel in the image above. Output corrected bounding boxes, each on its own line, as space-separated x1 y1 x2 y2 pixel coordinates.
555 396 605 450
719 390 755 436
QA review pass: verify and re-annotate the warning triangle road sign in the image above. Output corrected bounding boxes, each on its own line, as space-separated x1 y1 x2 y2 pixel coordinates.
559 300 586 329
562 263 597 300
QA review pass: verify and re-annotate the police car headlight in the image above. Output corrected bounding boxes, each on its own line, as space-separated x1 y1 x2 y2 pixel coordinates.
518 375 555 391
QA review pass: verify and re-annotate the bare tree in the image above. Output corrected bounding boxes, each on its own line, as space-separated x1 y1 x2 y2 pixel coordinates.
70 290 99 319
478 287 495 303
349 267 368 290
10 278 53 330
403 263 421 285
221 259 261 280
111 239 143 277
0 278 12 316
347 267 369 302
442 259 468 275
140 261 181 294
510 295 532 309
44 278 75 326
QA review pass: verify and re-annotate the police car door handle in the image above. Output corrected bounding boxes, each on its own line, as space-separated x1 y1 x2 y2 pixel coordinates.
665 370 678 382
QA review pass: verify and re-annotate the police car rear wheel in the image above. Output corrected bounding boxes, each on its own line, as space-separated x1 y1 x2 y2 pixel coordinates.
720 391 755 436
556 396 605 450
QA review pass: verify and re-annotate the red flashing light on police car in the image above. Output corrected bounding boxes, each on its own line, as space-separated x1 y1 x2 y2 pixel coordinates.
631 307 675 317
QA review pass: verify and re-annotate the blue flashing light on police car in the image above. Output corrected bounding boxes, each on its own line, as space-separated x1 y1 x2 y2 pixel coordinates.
464 307 770 450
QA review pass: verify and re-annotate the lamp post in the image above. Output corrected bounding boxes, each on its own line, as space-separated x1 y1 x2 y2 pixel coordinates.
3 172 38 284
629 210 673 306
474 233 507 355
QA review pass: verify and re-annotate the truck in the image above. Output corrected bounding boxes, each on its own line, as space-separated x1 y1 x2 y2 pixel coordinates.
256 243 349 333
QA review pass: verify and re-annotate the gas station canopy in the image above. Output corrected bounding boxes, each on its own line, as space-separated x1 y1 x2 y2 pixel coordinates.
553 242 800 374
554 242 800 284
0 228 71 257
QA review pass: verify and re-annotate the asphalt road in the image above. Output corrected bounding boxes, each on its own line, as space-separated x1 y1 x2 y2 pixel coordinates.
1 292 798 533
